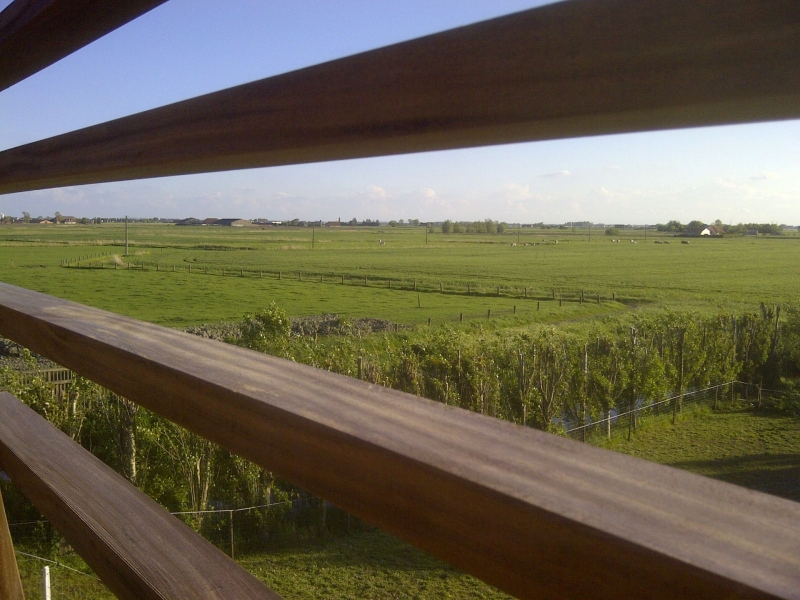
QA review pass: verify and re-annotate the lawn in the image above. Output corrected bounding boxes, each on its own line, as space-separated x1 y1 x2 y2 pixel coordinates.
2 223 800 327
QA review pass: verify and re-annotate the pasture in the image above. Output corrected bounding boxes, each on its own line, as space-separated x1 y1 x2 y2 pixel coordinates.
1 223 799 327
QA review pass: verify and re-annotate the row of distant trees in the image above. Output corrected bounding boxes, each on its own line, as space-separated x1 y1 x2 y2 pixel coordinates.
441 219 507 234
656 219 784 235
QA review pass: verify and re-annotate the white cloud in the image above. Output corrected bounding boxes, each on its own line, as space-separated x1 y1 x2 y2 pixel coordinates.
367 185 391 199
501 183 534 201
750 172 779 180
540 170 572 178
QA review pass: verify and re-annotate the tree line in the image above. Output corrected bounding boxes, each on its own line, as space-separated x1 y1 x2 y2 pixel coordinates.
4 303 800 551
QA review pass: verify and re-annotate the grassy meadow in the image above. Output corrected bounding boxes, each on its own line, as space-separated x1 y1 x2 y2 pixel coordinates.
1 223 799 327
4 222 800 599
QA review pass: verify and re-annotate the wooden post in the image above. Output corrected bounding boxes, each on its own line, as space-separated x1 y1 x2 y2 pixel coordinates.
414 280 417 291
513 305 517 314
279 271 282 280
365 277 368 286
341 274 344 284
320 274 323 283
460 312 464 322
488 309 491 319
552 288 556 299
559 297 562 307
428 317 431 326
613 292 616 301
389 279 392 288
597 294 600 304
42 565 51 600
524 287 527 298
537 301 540 311
0 486 25 600
358 356 363 380
240 269 243 277
417 294 421 308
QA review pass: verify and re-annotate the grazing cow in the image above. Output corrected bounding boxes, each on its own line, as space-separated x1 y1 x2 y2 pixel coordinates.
378 239 385 245
511 243 517 247
630 240 637 244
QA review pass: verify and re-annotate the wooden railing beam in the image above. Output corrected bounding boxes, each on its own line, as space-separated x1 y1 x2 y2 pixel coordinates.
0 392 282 600
0 0 168 92
0 484 25 600
1 0 799 194
0 283 798 599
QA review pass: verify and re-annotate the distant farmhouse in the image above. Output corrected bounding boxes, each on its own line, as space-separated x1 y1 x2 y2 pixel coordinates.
700 225 724 236
214 218 250 227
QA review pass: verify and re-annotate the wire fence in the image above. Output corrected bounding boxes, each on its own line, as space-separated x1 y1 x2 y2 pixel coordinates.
7 498 363 599
62 256 625 307
564 381 771 443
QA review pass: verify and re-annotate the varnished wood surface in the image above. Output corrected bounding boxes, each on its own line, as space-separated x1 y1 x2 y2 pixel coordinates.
0 392 282 600
0 485 25 600
0 284 798 599
0 0 168 92
1 0 799 194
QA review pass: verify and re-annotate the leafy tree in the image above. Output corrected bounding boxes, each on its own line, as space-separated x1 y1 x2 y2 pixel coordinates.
605 227 619 236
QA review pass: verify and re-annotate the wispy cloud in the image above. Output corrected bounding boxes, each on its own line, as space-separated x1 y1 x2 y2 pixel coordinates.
750 172 779 180
367 185 391 199
539 170 572 178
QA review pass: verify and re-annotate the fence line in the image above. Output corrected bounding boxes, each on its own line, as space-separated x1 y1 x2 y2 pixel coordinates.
63 258 624 311
565 381 757 442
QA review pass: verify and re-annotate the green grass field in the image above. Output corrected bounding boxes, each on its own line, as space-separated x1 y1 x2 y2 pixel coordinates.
2 223 799 327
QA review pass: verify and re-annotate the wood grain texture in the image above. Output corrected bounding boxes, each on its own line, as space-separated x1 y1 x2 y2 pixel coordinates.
0 0 167 92
0 284 798 599
0 485 25 600
1 0 799 194
0 392 282 600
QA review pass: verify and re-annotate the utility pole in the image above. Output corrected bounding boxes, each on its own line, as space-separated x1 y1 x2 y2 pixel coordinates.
125 215 129 256
312 225 315 250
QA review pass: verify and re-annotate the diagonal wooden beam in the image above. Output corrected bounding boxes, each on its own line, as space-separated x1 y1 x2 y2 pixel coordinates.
0 0 168 92
0 484 25 600
0 282 799 600
0 392 282 600
1 0 799 195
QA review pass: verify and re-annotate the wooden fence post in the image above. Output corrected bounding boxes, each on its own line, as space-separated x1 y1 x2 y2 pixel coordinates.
0 485 25 600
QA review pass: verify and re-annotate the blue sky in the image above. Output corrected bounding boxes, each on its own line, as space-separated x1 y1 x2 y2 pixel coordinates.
1 0 798 224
